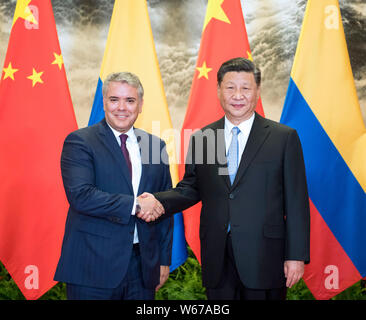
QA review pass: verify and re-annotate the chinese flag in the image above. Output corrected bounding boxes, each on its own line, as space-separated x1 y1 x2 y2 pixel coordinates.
0 0 77 299
181 0 264 263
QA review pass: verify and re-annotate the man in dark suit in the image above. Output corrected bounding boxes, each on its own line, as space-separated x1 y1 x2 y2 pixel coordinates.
54 72 172 300
139 57 310 300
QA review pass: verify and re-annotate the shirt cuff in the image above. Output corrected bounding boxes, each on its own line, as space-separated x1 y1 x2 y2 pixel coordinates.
131 197 137 216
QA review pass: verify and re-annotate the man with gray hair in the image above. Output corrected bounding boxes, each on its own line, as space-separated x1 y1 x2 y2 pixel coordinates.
54 72 173 300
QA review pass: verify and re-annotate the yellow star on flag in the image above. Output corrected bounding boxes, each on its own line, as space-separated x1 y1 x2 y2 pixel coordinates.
196 61 212 80
27 68 44 87
203 0 231 32
52 53 64 70
3 62 19 80
12 0 38 27
247 51 253 61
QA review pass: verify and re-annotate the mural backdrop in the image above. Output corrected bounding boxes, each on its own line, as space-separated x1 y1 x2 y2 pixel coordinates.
0 0 365 130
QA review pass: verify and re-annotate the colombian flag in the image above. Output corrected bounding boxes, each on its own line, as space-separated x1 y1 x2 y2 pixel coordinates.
280 0 366 299
88 0 187 271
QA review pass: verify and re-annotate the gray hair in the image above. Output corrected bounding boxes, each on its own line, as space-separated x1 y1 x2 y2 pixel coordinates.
102 72 144 99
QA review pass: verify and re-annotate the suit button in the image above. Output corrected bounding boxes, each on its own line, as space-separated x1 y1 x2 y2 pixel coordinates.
229 193 234 199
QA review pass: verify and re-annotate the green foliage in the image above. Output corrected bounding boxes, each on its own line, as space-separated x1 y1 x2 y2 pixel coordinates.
0 261 66 300
40 282 66 300
156 247 206 300
286 279 315 300
282 277 366 300
1 253 366 300
0 262 25 300
331 280 366 300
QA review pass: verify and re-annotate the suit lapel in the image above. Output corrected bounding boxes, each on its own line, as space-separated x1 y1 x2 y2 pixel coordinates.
231 113 270 190
211 118 231 189
98 119 134 193
134 128 148 195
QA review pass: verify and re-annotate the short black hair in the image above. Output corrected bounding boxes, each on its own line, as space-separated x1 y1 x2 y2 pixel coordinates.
217 57 261 87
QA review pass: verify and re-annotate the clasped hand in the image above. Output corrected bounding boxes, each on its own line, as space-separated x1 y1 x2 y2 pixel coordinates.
137 192 165 222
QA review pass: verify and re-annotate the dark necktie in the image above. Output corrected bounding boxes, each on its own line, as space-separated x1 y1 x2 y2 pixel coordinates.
119 133 132 179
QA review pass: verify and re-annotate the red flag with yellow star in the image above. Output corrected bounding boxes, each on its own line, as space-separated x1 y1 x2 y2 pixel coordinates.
181 0 264 263
0 0 77 299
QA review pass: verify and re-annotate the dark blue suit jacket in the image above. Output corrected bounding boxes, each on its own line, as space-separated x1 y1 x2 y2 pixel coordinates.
54 119 173 289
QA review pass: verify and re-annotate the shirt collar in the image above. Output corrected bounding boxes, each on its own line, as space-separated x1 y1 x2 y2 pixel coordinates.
224 112 255 136
106 122 137 144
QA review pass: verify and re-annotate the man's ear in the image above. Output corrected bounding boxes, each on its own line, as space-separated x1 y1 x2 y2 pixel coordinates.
138 98 144 113
102 101 106 111
256 86 261 102
217 83 221 99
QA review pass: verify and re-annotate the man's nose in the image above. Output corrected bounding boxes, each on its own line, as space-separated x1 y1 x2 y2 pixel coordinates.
233 89 244 99
117 101 126 110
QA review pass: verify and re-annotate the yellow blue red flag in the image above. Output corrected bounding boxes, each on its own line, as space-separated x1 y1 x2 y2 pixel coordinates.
280 0 366 299
88 0 187 271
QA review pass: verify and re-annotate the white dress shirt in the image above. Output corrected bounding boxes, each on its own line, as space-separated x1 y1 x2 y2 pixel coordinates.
107 123 141 244
224 113 255 164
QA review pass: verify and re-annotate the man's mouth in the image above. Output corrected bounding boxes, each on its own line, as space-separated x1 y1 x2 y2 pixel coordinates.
231 104 245 109
114 114 129 119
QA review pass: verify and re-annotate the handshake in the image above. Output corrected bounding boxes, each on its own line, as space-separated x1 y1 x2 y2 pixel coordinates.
136 193 165 222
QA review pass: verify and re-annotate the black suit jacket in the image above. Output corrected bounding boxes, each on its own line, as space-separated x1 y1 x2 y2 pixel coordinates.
155 113 310 290
54 119 173 289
